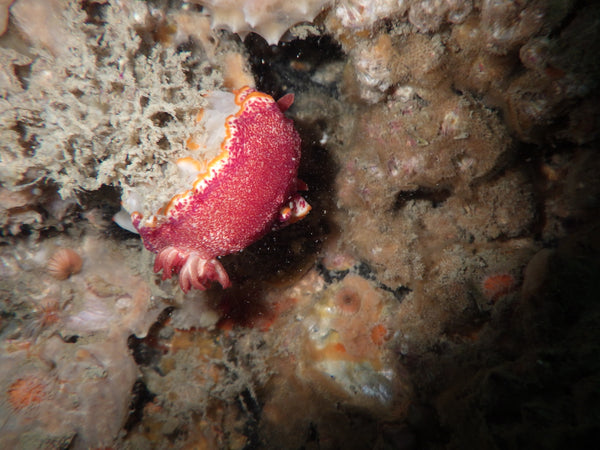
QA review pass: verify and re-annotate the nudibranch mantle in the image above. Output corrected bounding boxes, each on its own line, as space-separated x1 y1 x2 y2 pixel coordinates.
130 86 310 293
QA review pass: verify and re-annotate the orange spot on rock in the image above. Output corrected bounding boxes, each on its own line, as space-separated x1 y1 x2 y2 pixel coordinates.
8 376 46 410
483 273 516 302
333 342 346 353
370 324 388 346
320 342 347 359
186 136 200 151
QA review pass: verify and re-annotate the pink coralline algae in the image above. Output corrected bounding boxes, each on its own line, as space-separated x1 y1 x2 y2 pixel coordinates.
131 87 310 293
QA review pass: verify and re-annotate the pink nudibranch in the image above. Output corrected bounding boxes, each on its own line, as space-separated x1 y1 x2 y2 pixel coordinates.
131 86 310 293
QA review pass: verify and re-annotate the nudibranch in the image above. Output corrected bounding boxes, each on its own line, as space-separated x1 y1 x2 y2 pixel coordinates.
119 86 310 293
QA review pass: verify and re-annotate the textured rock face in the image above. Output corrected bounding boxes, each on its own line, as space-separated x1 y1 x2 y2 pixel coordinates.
194 0 331 44
1 0 599 448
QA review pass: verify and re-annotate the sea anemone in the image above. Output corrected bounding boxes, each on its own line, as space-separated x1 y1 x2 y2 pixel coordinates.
334 286 362 315
23 296 66 339
47 248 83 280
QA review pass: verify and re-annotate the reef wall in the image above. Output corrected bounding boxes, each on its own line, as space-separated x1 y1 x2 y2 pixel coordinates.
1 1 599 448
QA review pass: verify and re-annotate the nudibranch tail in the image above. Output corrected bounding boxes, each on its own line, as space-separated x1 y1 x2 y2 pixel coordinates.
155 246 231 293
277 193 312 226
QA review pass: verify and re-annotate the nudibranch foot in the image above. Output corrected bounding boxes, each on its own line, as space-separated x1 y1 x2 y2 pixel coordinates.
154 246 186 277
154 247 231 293
178 253 231 293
